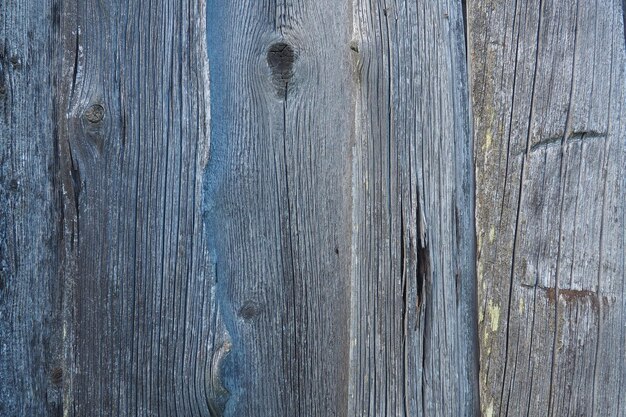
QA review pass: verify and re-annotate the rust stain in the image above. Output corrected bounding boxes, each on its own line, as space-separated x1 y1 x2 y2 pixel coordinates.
545 287 596 304
522 284 607 309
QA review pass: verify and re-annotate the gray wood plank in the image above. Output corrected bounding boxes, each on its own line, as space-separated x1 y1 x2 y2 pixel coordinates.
469 0 626 415
205 1 354 415
0 2 62 416
55 1 215 415
349 0 479 415
2 0 478 415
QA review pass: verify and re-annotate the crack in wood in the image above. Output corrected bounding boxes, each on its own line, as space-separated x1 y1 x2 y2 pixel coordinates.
529 131 608 153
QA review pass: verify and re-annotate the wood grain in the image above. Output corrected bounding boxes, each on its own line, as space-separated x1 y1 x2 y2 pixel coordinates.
469 0 626 415
0 0 62 415
1 0 478 415
349 0 478 415
55 0 214 415
205 0 354 415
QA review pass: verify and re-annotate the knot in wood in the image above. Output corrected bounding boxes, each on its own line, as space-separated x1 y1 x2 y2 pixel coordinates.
84 104 105 124
239 300 263 320
9 55 21 69
50 367 63 386
267 42 295 95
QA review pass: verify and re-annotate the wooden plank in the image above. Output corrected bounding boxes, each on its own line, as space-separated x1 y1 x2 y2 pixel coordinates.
2 0 478 415
0 1 62 416
55 0 215 415
205 1 354 415
349 0 478 415
469 0 626 414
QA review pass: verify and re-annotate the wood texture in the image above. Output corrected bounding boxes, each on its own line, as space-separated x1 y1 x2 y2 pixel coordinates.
469 0 626 415
55 1 214 415
0 1 61 416
205 1 355 415
349 0 478 415
1 0 477 415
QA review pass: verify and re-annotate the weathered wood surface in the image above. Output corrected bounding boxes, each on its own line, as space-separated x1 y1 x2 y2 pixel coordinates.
205 1 355 415
53 0 215 416
349 0 478 415
1 0 476 416
208 0 477 415
0 1 61 416
469 0 626 415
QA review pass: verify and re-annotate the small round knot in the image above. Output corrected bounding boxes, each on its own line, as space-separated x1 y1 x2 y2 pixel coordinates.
9 55 21 69
239 300 263 320
84 104 105 123
50 367 63 386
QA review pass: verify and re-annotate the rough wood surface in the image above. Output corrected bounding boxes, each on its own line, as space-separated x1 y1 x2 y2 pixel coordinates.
205 1 355 415
55 0 214 415
348 0 478 415
469 0 626 415
1 0 477 415
0 1 61 416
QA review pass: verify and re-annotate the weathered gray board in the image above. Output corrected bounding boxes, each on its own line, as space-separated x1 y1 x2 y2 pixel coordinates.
0 1 61 416
469 0 626 415
348 0 478 415
1 0 476 416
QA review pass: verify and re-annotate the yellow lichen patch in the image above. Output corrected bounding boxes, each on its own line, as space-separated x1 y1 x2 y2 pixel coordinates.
488 300 500 332
484 400 494 417
478 306 484 324
519 298 525 314
489 226 495 243
482 326 491 357
477 260 486 296
482 130 493 152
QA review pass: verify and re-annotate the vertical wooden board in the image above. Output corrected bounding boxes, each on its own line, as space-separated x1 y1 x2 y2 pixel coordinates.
205 0 354 415
0 2 62 416
2 0 482 415
55 0 215 415
349 0 478 415
469 0 626 415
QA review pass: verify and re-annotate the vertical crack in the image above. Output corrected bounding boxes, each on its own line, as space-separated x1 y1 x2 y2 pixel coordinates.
416 194 430 415
622 0 626 49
